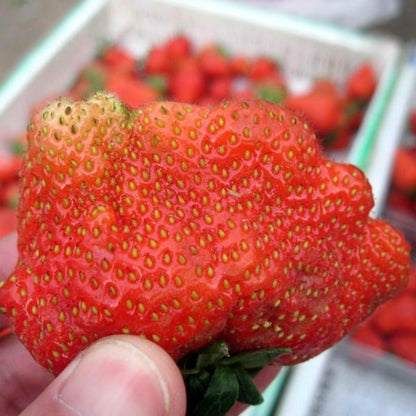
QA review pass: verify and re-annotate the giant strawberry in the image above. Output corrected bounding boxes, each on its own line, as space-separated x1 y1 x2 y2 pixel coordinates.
0 93 410 415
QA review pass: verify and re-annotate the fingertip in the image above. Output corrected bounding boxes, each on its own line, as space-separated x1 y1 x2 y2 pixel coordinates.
105 335 187 416
21 335 187 416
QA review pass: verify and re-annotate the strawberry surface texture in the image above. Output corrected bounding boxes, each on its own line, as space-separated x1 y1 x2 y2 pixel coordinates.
0 93 410 381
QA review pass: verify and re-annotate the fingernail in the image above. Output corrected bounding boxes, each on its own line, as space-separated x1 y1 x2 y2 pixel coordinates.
58 339 170 416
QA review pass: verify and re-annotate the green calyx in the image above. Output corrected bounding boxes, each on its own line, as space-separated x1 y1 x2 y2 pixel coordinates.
81 68 105 99
146 75 168 96
255 85 286 104
179 340 289 416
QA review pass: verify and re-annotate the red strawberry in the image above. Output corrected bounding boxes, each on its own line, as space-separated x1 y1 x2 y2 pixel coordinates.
145 46 172 75
311 79 339 96
105 72 159 107
305 79 358 150
285 92 342 137
372 293 416 334
230 55 252 76
198 45 229 78
165 35 192 63
70 63 159 107
100 45 137 74
387 188 414 214
207 76 232 102
0 94 410 414
169 58 205 103
346 63 377 101
249 57 278 81
388 333 416 364
352 323 385 352
392 147 416 194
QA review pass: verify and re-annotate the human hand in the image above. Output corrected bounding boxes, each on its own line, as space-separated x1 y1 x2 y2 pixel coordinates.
0 233 279 416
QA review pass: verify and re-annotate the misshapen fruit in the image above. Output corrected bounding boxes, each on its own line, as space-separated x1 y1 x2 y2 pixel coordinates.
0 94 410 412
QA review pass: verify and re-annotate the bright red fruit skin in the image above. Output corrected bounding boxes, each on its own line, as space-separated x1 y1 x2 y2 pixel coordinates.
372 294 416 334
352 323 385 352
392 147 416 194
346 63 377 101
285 92 341 137
0 94 410 375
388 334 416 364
105 72 159 107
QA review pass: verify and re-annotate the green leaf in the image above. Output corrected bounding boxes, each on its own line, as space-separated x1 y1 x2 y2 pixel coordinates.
180 342 290 415
234 367 264 405
146 75 168 96
188 365 239 416
222 348 290 369
186 369 211 393
186 369 212 413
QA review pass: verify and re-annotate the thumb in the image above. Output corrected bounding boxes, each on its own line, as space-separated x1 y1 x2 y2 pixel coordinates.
20 335 187 416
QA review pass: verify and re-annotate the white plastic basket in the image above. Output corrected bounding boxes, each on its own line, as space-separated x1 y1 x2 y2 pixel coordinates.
375 44 416 246
278 340 416 416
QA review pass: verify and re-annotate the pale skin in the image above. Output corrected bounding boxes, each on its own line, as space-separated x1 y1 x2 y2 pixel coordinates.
0 233 279 416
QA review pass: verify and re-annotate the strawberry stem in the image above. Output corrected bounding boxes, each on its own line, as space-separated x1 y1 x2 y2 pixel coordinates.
179 340 289 416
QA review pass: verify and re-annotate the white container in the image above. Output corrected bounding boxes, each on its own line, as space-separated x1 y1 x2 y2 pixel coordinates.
380 44 416 246
237 0 403 29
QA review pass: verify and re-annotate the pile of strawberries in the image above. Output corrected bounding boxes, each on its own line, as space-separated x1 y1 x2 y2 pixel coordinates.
352 266 416 365
70 35 377 150
0 34 377 240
